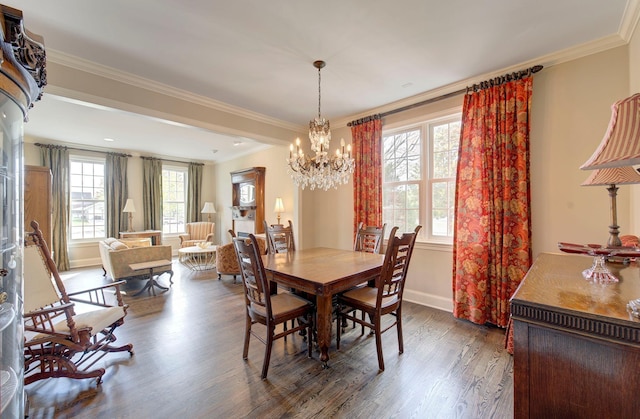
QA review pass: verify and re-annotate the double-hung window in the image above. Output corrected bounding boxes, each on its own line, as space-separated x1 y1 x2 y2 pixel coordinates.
382 112 461 243
162 165 187 234
70 156 106 240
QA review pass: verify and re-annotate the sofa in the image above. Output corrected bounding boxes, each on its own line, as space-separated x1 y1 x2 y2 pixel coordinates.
215 235 266 282
99 237 173 281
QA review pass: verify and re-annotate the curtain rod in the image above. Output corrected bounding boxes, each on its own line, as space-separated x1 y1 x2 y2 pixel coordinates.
140 156 203 166
348 64 543 127
34 142 132 157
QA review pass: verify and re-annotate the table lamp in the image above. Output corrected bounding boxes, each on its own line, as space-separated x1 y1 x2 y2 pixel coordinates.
274 197 285 225
580 93 640 315
122 198 136 232
581 166 640 247
201 202 216 222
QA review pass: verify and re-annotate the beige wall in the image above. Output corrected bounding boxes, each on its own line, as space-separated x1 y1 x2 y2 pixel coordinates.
25 41 635 311
628 22 640 232
212 144 300 246
530 46 629 255
281 46 630 311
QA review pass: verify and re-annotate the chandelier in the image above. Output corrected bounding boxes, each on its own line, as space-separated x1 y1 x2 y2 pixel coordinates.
287 60 355 191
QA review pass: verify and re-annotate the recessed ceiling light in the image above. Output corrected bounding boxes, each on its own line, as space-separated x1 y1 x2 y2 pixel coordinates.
233 140 242 146
104 137 115 142
402 82 413 88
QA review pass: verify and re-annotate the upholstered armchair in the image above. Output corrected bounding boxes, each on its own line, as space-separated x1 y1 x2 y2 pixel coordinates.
179 222 215 247
216 231 266 281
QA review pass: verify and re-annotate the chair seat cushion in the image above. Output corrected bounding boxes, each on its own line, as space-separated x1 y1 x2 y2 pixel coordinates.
341 286 398 310
251 292 312 318
30 306 125 341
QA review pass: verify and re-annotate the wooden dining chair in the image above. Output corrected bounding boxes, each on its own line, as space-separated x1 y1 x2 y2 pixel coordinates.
263 220 295 254
232 234 314 379
336 225 421 371
346 222 387 329
354 222 387 254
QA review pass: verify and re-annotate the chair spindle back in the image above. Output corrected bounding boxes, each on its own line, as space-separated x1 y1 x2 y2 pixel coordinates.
354 222 387 254
264 220 295 254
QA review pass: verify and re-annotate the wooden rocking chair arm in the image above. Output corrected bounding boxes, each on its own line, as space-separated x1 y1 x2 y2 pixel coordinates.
23 302 75 318
67 280 127 308
66 280 126 296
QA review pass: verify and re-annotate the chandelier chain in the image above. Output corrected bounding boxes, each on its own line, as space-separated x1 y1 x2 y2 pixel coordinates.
317 65 322 119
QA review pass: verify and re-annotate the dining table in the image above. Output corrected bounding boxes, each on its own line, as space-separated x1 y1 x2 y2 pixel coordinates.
262 247 385 368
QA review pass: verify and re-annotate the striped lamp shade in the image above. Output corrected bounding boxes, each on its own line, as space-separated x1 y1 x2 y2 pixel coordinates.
581 166 640 186
581 93 640 170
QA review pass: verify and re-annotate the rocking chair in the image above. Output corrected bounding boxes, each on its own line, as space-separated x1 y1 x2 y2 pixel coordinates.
23 220 134 385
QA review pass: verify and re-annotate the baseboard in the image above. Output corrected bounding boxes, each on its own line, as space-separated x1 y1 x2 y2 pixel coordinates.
403 289 452 312
69 257 102 270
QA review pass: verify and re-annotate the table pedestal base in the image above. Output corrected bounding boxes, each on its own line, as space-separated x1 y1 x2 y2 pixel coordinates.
129 260 173 297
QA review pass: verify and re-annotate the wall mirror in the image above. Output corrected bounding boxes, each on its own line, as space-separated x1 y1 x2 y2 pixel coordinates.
239 182 255 206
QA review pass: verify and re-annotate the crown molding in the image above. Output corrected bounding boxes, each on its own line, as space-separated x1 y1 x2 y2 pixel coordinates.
336 33 629 128
46 49 304 133
620 0 640 41
47 1 639 134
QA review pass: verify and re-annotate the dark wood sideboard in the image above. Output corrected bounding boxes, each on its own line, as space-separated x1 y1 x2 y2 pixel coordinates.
510 252 640 418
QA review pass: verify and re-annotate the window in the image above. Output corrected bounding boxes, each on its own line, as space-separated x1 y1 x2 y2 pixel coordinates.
382 113 461 243
162 166 187 234
70 157 105 240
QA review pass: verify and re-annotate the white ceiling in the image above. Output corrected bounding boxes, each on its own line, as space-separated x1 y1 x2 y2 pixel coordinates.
9 0 638 162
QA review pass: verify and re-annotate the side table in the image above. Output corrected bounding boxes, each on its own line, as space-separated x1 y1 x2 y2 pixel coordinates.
178 245 217 271
129 259 173 296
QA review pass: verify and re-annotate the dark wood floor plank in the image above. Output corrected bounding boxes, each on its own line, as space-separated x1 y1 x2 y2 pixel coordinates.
25 260 514 418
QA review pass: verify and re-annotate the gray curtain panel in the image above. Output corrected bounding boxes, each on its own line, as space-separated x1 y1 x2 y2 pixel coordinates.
142 157 163 230
187 162 203 222
39 144 70 271
105 153 129 237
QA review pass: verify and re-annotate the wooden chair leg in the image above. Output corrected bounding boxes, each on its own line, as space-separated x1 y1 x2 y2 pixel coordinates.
307 313 313 358
336 309 342 350
374 319 385 371
261 326 275 379
397 308 404 354
243 316 251 360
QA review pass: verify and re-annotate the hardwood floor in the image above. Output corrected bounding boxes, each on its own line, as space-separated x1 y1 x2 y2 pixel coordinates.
26 259 514 418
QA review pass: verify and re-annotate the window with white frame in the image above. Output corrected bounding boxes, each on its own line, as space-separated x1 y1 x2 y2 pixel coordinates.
162 165 187 234
70 156 106 240
382 113 461 243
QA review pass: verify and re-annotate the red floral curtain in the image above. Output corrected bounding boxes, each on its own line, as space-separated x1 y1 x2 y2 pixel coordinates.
352 118 383 234
452 77 533 328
